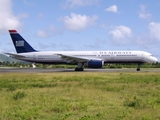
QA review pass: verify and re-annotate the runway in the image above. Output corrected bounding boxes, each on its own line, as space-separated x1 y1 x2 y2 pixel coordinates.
0 67 160 73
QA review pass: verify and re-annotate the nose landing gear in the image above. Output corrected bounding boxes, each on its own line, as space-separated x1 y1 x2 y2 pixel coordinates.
137 63 142 71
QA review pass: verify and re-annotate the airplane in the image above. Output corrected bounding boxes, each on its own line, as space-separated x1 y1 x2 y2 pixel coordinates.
6 30 158 71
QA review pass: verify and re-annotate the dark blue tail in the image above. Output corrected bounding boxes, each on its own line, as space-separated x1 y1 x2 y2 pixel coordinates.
9 30 37 53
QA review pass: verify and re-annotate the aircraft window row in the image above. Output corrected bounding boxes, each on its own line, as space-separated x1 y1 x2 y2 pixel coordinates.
101 55 110 56
74 55 97 57
117 55 137 57
38 55 54 57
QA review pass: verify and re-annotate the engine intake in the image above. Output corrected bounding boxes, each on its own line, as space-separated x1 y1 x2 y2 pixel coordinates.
84 60 104 68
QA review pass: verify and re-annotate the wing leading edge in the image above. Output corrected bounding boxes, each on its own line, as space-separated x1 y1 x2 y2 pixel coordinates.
57 54 102 63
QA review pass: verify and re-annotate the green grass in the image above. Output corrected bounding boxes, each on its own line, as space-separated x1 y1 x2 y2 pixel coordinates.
0 72 160 120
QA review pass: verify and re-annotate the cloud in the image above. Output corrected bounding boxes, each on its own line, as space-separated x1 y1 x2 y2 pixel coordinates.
105 5 118 13
99 24 108 29
38 13 44 19
62 0 99 8
0 0 21 32
37 42 74 50
139 5 151 20
38 42 49 49
135 22 160 49
49 25 63 35
109 25 132 45
36 25 63 38
136 34 154 50
83 38 107 49
148 22 160 41
37 30 49 38
17 13 28 19
23 0 33 6
59 13 98 31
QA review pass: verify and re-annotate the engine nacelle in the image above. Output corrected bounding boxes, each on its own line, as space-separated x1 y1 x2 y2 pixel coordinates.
84 60 104 68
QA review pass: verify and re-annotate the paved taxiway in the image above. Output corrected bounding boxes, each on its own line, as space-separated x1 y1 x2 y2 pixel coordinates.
0 68 160 73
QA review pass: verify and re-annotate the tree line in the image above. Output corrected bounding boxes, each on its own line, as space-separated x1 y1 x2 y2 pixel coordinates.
0 61 160 69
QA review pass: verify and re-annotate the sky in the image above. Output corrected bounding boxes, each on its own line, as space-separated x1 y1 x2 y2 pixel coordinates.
0 0 160 60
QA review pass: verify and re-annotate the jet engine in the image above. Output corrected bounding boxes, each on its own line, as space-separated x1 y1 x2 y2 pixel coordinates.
84 60 104 68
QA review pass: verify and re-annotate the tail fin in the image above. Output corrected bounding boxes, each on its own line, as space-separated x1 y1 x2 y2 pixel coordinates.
9 30 37 53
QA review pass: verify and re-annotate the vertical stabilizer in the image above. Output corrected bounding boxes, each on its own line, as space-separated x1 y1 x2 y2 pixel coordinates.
9 30 36 53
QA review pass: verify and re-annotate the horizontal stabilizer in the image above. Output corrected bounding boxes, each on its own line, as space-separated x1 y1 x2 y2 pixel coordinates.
5 53 26 59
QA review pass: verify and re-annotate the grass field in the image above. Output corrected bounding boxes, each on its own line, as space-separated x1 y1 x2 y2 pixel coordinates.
0 72 160 120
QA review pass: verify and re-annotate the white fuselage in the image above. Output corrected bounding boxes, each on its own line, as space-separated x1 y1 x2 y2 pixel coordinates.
10 50 158 64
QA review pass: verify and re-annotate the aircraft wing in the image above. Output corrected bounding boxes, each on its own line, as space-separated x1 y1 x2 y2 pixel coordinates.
57 54 102 63
5 53 26 59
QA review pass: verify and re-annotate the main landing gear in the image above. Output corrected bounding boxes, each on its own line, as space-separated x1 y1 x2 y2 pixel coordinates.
137 63 142 71
75 62 84 71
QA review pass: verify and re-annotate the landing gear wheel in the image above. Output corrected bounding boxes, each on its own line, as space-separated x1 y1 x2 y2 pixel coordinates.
75 68 84 71
137 68 140 71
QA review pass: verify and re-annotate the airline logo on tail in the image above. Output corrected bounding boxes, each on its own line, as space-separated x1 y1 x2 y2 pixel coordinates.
16 41 24 47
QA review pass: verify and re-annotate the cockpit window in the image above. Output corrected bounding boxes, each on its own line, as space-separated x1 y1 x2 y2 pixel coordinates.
149 55 153 57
